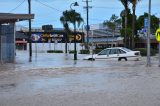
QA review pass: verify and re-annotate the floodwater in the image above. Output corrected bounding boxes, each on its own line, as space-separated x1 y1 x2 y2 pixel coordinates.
0 51 160 106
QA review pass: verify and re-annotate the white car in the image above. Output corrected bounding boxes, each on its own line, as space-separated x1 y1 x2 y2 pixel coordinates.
83 47 141 61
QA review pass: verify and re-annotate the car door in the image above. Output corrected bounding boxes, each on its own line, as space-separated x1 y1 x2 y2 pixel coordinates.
95 49 110 59
118 49 127 57
108 49 119 60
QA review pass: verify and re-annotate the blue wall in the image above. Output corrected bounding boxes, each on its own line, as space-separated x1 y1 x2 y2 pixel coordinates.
0 23 15 63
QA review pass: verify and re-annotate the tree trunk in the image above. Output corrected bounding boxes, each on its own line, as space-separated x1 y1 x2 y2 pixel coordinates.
124 9 128 48
65 33 68 54
132 5 136 50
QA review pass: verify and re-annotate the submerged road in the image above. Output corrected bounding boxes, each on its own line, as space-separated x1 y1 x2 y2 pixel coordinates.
0 51 160 106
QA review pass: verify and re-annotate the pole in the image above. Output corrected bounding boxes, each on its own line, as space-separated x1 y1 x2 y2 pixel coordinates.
147 0 151 67
28 0 32 62
35 42 37 58
86 0 89 49
74 24 77 60
82 23 84 50
91 30 94 60
0 25 2 63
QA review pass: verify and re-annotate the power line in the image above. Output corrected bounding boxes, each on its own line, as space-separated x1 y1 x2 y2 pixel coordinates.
92 6 122 9
35 0 62 12
8 0 26 13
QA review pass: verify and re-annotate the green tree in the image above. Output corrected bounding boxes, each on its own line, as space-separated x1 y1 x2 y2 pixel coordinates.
129 0 141 49
60 12 71 54
104 14 121 47
119 0 130 47
137 13 159 33
60 10 83 60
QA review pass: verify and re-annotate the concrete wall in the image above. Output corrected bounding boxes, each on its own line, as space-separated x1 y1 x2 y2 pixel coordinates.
0 23 15 63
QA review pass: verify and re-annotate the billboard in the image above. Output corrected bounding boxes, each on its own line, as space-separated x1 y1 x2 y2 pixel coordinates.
31 32 84 43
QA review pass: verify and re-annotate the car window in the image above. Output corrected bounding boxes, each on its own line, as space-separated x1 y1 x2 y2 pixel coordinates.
109 49 118 54
98 49 110 55
118 49 126 54
122 47 132 52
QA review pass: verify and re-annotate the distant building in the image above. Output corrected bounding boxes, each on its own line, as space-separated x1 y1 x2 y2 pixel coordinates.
135 30 158 49
86 23 123 49
16 31 28 50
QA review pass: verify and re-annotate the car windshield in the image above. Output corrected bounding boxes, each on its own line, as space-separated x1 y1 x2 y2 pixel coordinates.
122 47 132 52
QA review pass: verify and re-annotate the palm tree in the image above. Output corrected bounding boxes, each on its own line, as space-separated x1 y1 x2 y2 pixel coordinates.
119 0 130 47
60 10 83 60
104 14 121 47
60 14 71 54
129 0 141 49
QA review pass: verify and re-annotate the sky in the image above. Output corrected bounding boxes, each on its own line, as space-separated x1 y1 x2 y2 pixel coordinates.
0 0 160 29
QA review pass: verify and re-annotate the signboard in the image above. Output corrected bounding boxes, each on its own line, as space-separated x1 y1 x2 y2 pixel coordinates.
142 28 147 33
156 28 160 42
144 18 148 28
31 32 84 43
31 34 40 41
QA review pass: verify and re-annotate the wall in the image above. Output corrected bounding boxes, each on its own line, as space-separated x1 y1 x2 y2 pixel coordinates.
0 23 15 63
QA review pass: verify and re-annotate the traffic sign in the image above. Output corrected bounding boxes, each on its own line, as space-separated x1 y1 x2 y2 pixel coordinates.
144 18 148 28
156 28 160 42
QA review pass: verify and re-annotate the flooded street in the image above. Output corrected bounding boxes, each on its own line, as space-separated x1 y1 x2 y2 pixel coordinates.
0 51 160 106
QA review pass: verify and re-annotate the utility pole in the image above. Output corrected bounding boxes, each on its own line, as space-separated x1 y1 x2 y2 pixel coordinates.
83 0 92 49
28 0 32 62
147 0 151 67
86 0 89 48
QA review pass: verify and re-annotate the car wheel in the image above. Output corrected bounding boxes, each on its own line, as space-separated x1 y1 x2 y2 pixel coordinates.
118 57 127 61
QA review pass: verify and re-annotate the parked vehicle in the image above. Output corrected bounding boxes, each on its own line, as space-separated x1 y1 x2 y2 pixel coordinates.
83 47 141 61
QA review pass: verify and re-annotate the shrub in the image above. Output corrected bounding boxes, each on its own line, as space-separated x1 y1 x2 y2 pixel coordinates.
47 50 63 53
93 49 102 54
134 48 156 56
69 50 75 54
79 50 90 54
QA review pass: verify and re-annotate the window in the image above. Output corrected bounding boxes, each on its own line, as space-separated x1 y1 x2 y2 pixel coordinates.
118 49 126 54
122 47 132 52
109 49 118 54
98 49 110 55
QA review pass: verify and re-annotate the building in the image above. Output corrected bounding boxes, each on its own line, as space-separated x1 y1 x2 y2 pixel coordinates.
86 23 123 49
0 13 34 63
16 31 28 50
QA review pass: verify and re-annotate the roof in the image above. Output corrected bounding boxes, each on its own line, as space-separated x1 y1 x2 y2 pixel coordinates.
0 13 34 23
88 37 123 43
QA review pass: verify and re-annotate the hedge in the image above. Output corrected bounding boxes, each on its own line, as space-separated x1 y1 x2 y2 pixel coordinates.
134 48 157 56
47 50 63 53
79 50 90 54
69 50 76 54
93 49 102 54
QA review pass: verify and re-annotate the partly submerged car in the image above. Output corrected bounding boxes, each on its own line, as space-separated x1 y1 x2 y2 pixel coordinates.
83 47 141 61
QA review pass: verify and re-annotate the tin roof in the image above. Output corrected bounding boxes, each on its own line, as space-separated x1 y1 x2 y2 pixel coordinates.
0 13 34 23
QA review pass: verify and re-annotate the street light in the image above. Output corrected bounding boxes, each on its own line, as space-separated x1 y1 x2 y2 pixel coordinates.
70 2 79 60
70 2 79 10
